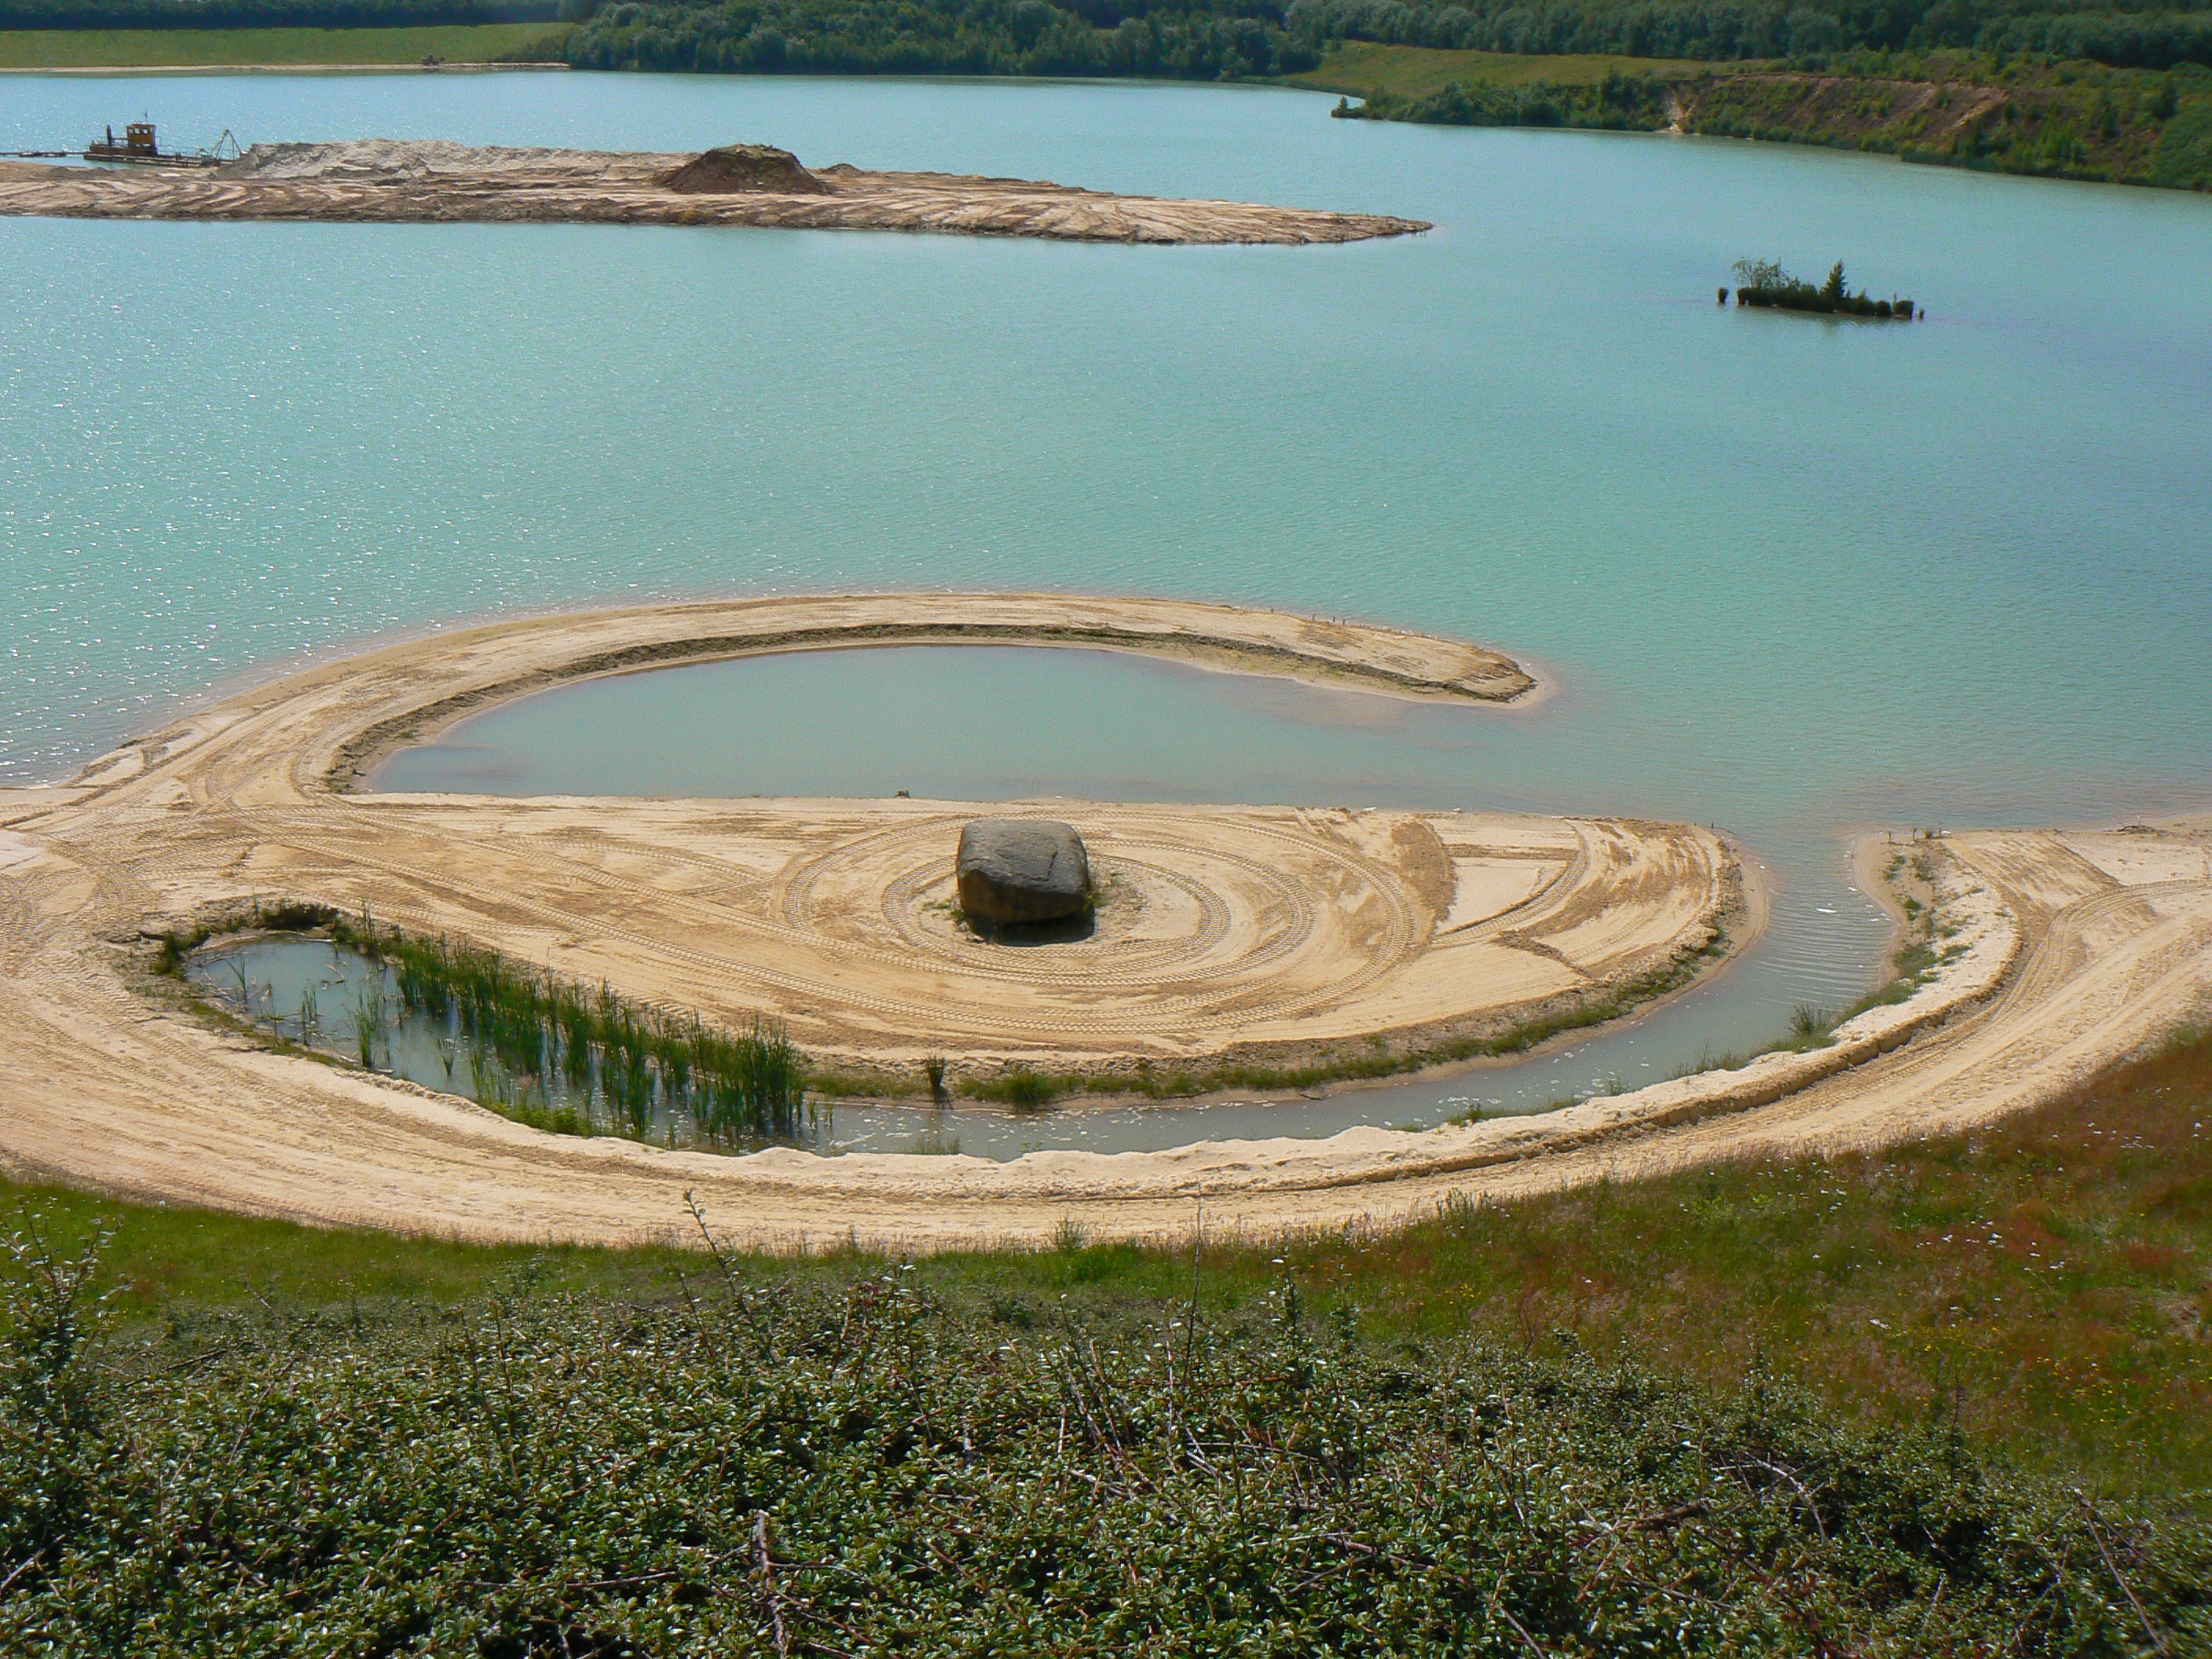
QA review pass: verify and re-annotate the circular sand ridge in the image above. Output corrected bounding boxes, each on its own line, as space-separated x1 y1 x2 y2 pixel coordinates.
773 811 1423 1032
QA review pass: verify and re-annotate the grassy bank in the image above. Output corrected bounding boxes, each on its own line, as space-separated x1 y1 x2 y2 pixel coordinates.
10 1240 2203 1650
0 21 570 68
1297 44 2212 192
1291 39 1756 100
9 1024 2212 1501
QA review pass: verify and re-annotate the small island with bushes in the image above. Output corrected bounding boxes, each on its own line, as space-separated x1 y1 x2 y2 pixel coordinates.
1722 258 1921 319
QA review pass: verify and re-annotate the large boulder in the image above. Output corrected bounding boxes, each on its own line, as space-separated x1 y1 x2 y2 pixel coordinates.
956 820 1092 927
661 144 834 196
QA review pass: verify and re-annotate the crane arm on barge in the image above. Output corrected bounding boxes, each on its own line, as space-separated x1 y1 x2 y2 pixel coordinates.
78 123 240 167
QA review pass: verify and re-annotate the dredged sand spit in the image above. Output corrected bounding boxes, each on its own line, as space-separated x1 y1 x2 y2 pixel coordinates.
0 139 1433 244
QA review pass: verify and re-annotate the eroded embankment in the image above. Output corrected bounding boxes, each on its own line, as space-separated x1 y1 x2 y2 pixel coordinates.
1305 47 2212 193
0 139 1433 245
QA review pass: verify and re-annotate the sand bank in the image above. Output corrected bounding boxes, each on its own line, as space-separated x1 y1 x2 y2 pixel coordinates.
309 590 1536 788
0 139 1432 245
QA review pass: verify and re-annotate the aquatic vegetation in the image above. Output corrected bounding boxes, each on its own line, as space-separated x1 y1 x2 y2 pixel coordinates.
1786 999 1839 1047
366 921 817 1148
994 1064 1055 1112
954 924 1737 1106
352 983 382 1070
164 906 820 1151
151 897 335 975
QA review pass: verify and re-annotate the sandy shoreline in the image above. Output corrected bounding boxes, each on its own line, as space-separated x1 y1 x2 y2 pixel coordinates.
0 139 1432 245
3 819 2207 1254
2 595 2207 1250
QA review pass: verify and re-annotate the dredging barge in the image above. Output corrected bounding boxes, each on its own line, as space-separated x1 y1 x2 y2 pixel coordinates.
82 123 237 167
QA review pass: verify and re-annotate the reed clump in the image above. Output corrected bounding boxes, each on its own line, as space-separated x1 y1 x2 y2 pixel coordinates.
151 896 342 975
352 921 814 1147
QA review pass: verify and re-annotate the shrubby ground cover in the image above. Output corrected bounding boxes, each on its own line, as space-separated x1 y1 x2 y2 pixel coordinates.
6 1031 2212 1652
3 1216 2207 1654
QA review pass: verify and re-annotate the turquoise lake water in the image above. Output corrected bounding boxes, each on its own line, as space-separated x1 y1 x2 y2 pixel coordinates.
6 70 2211 1150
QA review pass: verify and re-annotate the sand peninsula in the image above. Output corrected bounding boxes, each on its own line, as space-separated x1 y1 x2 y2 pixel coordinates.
0 139 1432 244
1 593 2208 1251
7 594 1737 1093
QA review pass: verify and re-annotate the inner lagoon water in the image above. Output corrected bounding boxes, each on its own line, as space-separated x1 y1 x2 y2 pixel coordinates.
7 69 2211 1155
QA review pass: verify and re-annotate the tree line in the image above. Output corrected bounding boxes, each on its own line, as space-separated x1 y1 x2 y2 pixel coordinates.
1331 63 1672 123
559 0 2212 75
0 0 555 28
560 0 1319 79
1284 0 2212 71
2 0 2205 75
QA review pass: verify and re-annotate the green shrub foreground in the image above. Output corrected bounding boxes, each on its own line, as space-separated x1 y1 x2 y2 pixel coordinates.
4 1220 2206 1655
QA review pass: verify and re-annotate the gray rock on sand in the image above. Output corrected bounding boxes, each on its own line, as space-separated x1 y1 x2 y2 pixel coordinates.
956 819 1092 926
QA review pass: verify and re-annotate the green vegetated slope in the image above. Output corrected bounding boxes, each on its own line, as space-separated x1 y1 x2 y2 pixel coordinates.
548 0 2212 81
1303 42 2212 189
0 20 569 64
5 1031 2211 1646
6 0 2211 190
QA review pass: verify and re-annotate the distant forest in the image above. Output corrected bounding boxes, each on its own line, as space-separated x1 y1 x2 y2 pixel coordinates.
561 0 1324 79
0 0 557 25
4 0 2209 75
1283 0 2212 68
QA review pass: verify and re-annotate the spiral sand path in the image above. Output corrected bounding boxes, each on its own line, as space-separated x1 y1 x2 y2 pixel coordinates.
1 593 2206 1250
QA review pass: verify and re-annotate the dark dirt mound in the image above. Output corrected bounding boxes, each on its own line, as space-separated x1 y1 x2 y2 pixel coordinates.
661 144 834 196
